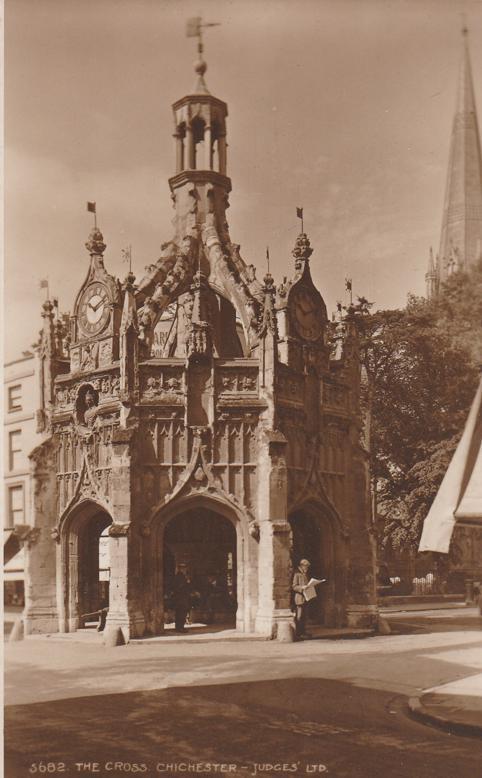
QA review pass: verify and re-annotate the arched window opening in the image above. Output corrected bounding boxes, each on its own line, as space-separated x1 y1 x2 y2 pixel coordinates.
176 122 186 173
191 117 206 170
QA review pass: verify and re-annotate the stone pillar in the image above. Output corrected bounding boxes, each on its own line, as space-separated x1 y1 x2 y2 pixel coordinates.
174 132 184 173
105 524 145 642
186 125 195 169
24 438 59 634
218 135 227 175
104 427 145 643
254 430 294 639
345 444 378 629
204 126 212 170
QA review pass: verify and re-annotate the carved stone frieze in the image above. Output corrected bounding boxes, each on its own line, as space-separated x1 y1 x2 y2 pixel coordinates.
217 369 258 395
140 369 184 401
323 382 348 409
98 339 113 367
55 374 121 411
276 373 303 402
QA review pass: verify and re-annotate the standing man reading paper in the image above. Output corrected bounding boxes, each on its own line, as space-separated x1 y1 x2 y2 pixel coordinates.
292 559 311 639
292 559 326 639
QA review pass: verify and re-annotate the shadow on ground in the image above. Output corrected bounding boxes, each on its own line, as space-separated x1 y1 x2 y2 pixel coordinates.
5 677 482 778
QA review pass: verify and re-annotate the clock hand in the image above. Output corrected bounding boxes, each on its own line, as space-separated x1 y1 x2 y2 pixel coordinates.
92 296 107 312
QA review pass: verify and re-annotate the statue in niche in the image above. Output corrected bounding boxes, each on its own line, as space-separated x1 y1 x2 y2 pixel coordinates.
81 343 97 371
75 384 100 435
84 389 98 427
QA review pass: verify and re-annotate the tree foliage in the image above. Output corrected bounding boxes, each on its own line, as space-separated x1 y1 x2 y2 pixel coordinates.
358 260 482 551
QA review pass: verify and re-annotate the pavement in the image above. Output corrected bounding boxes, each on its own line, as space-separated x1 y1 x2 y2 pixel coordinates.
4 603 482 778
384 604 482 735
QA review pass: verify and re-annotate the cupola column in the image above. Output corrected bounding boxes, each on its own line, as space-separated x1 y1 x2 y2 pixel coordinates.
186 123 195 169
174 130 184 173
218 134 227 175
204 124 212 170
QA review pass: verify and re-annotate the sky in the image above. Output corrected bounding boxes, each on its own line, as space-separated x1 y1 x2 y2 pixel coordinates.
4 0 482 361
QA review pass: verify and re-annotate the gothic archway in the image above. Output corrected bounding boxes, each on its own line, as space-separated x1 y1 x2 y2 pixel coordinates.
148 495 254 635
59 500 113 632
164 509 237 628
289 503 346 628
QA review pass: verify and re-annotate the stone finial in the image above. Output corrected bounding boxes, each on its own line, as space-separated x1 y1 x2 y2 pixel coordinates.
85 226 106 256
258 272 278 339
41 299 55 319
292 233 313 271
194 55 210 94
124 270 136 289
120 272 138 333
263 271 275 291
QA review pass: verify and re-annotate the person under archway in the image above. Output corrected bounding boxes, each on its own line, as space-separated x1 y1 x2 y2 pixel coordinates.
172 563 192 633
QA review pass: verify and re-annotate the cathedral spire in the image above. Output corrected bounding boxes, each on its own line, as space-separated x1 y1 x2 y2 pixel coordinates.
437 25 482 285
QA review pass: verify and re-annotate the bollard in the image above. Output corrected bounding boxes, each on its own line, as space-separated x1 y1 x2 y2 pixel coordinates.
277 620 295 642
103 626 126 647
9 616 24 642
377 616 391 635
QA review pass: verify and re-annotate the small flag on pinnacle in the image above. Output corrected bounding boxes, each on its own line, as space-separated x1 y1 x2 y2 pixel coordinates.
345 278 352 292
39 279 48 289
87 202 96 213
186 17 202 37
296 207 304 233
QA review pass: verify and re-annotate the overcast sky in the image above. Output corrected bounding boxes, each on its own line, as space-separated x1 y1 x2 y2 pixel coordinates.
5 0 482 361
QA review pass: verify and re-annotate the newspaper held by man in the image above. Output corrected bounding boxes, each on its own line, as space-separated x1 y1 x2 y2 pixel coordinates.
303 577 327 602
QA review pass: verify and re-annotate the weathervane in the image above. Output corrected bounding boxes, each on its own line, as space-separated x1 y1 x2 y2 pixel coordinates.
186 16 221 51
121 245 133 273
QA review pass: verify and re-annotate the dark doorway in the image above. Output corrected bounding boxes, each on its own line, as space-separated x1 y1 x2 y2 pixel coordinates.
289 511 325 625
163 509 237 627
77 511 111 624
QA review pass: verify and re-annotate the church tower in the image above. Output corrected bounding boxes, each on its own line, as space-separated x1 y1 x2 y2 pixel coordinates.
427 26 482 297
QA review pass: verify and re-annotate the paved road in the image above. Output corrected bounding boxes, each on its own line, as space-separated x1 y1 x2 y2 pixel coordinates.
5 608 482 778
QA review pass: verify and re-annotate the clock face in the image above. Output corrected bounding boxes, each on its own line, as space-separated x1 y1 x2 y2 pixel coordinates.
292 289 322 341
78 283 110 336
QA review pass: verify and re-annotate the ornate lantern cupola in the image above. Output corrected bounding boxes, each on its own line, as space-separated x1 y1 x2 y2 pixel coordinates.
169 19 230 241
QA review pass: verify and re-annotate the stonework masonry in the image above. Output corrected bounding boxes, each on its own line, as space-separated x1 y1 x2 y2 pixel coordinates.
23 41 377 642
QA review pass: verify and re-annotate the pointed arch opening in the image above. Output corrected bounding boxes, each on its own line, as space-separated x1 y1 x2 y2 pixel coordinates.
191 116 207 170
147 494 254 635
289 502 347 628
59 500 113 633
163 509 237 629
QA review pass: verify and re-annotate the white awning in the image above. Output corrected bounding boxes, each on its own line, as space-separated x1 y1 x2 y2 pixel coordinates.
419 376 482 553
4 569 25 582
455 436 482 519
4 546 25 581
